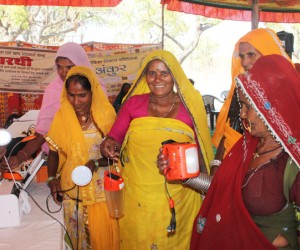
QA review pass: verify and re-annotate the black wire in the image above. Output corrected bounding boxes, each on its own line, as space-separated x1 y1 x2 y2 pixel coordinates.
164 168 172 198
76 185 79 250
46 191 63 213
164 168 176 234
23 188 74 250
46 184 77 212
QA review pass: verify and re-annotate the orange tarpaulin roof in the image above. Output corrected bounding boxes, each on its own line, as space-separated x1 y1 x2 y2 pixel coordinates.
163 0 300 23
0 0 122 7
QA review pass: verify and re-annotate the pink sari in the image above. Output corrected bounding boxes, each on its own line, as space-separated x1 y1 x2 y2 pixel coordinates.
36 42 106 153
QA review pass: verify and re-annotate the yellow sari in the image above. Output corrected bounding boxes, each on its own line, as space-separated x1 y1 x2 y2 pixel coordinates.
118 50 214 249
46 66 118 250
212 28 293 155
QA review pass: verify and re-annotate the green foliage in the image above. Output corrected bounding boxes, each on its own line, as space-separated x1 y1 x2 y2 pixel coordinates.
0 5 112 44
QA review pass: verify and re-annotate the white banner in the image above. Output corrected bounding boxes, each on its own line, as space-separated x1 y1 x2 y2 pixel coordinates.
0 44 161 101
0 46 56 93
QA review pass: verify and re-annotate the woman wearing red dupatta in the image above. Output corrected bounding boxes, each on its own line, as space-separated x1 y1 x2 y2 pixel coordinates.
211 28 293 171
188 55 300 249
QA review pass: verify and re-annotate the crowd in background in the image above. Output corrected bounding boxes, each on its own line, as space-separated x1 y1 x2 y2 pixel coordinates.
0 28 299 250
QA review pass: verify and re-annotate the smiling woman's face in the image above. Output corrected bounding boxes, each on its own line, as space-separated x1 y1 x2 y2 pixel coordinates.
145 59 174 98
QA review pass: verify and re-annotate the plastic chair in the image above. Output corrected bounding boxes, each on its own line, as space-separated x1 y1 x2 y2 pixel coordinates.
220 90 229 101
202 95 224 130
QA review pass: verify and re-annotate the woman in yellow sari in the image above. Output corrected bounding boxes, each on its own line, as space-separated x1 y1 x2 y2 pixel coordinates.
100 50 213 249
211 28 293 168
45 66 118 250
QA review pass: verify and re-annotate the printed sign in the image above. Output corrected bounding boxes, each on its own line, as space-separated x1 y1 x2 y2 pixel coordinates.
0 44 161 100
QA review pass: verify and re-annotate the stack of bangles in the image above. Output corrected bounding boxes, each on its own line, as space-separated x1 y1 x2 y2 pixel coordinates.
209 159 222 168
47 176 58 187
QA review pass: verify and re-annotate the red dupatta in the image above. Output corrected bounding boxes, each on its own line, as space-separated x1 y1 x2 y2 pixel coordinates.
191 55 300 249
190 133 276 249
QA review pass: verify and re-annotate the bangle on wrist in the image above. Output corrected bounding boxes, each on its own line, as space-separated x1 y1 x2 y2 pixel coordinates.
93 159 99 172
209 159 222 168
100 136 107 145
47 176 57 187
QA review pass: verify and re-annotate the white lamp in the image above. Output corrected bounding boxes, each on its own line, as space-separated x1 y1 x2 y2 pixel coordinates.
0 129 12 146
71 165 92 186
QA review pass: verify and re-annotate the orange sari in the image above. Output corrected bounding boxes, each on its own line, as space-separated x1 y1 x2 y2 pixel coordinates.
212 28 293 156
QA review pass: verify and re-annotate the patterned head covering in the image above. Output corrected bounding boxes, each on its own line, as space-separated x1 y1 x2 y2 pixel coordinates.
213 28 293 149
236 54 300 168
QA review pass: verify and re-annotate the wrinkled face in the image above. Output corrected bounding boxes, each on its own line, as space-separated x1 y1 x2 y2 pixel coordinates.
56 57 75 81
146 59 174 98
238 88 268 137
239 42 263 72
66 80 92 115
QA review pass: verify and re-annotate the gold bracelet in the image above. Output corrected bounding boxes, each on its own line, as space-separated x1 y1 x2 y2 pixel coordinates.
47 176 57 187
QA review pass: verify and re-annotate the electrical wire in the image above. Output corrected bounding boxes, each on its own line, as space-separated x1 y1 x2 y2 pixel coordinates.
46 184 76 213
76 186 79 250
1 137 74 248
164 168 176 234
25 188 74 250
2 156 22 190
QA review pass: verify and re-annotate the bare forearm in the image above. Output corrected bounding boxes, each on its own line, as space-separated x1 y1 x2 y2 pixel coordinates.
198 151 208 174
47 150 59 177
209 136 226 176
18 132 45 159
214 136 225 161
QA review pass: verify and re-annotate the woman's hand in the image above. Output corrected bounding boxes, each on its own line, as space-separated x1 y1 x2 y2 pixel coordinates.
48 178 63 205
100 136 120 162
0 155 20 172
0 147 6 159
157 147 169 175
85 159 103 173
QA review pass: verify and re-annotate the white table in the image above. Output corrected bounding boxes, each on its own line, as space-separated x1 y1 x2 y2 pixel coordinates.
7 110 39 138
0 180 64 250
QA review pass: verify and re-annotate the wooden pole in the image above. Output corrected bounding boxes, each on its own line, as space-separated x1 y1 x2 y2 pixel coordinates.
251 0 259 30
162 3 165 49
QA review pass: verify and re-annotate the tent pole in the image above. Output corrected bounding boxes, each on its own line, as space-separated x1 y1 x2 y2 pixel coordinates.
162 2 165 49
251 0 259 30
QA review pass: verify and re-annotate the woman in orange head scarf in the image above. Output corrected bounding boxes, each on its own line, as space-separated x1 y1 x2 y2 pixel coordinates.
212 28 293 162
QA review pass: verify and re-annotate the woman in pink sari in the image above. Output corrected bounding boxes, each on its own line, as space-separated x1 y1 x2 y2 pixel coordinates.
5 42 106 169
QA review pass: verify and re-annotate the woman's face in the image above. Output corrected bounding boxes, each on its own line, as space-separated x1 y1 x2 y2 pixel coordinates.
66 80 92 115
239 42 263 72
146 59 174 98
56 57 75 81
238 89 268 137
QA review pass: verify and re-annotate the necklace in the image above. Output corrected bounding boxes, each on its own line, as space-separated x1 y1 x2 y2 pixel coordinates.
242 163 264 188
78 113 90 124
150 93 176 118
253 146 282 159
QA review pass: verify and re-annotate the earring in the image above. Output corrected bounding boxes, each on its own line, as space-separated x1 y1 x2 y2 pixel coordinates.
242 119 252 133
